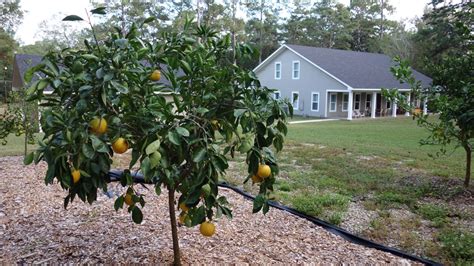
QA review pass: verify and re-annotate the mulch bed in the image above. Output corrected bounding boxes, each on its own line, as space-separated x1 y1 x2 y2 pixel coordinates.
0 156 420 264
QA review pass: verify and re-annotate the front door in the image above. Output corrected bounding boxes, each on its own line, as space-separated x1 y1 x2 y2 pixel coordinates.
376 93 382 114
354 93 361 110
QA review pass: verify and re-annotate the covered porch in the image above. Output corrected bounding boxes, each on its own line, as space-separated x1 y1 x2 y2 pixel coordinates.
325 89 427 120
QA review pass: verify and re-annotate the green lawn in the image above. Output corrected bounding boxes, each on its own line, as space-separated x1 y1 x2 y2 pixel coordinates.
224 117 472 265
0 134 40 157
287 117 465 178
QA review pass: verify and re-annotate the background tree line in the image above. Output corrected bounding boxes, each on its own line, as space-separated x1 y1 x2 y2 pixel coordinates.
1 0 472 85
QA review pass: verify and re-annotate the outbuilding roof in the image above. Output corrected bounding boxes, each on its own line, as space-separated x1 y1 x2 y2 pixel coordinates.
12 53 180 92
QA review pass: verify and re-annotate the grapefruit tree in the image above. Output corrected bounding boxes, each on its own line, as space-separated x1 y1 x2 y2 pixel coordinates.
21 11 291 265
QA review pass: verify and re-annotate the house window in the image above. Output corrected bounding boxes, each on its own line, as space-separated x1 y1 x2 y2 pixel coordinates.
292 61 300 79
354 93 361 110
292 91 299 110
366 94 371 109
386 100 391 109
311 92 319 111
342 93 349 111
329 93 337 112
274 91 281 100
274 62 281 79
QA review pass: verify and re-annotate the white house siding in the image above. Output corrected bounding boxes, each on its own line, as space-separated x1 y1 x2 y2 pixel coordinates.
255 48 347 118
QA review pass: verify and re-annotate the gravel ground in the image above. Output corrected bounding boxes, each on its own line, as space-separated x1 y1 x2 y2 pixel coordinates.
0 156 420 264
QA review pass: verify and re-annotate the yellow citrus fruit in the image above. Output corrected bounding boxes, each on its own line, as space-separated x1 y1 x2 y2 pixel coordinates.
150 70 161 81
200 221 216 237
179 202 189 212
89 117 107 134
112 137 129 154
251 174 263 183
124 193 134 206
72 169 81 184
257 164 271 178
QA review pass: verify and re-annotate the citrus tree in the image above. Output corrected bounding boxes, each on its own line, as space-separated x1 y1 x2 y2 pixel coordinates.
22 10 291 265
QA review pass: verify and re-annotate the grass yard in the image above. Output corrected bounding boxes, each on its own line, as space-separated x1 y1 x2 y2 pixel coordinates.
224 117 473 265
0 134 40 157
1 117 472 264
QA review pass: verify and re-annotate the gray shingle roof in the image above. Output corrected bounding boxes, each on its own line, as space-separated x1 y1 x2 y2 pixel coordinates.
13 54 181 91
14 54 43 87
286 44 432 89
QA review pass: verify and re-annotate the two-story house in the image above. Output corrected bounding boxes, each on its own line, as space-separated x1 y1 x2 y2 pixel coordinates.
254 44 432 120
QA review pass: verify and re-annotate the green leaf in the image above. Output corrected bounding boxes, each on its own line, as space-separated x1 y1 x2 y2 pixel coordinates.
192 147 207 162
110 80 128 93
253 194 265 213
155 185 161 196
62 15 84 21
190 206 206 226
248 149 259 174
168 131 181 146
145 139 161 155
180 60 192 75
176 127 190 137
24 64 44 83
24 152 34 165
141 157 152 180
131 206 143 224
90 135 106 151
114 196 124 211
82 144 95 159
82 54 99 61
130 149 140 168
90 7 106 15
196 107 209 114
143 16 156 24
150 151 162 168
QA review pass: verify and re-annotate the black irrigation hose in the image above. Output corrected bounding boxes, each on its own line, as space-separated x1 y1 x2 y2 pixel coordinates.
107 170 441 266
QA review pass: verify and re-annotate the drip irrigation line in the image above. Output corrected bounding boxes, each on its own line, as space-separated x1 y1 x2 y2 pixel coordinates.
106 170 441 266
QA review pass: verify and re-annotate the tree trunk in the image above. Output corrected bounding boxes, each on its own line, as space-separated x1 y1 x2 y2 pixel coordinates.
231 0 236 64
258 0 263 64
464 144 471 187
168 187 181 266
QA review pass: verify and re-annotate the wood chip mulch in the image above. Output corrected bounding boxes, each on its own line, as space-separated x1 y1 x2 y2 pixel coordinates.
0 156 419 264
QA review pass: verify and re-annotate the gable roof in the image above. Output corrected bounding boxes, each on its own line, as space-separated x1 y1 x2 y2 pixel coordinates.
255 44 432 89
13 54 181 92
13 54 44 89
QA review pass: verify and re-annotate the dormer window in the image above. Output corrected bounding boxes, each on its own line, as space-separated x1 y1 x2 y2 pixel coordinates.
292 61 300 79
275 62 281 79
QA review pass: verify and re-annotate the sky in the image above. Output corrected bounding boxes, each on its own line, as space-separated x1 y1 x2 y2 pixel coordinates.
14 0 432 46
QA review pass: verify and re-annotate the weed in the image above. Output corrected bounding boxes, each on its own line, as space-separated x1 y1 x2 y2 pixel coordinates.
417 203 449 221
290 193 349 218
375 191 414 206
327 212 343 225
438 229 474 262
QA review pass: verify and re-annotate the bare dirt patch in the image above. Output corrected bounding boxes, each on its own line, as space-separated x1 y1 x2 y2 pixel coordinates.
0 156 419 264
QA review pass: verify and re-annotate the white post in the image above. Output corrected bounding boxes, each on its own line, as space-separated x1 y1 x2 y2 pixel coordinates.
324 91 328 118
347 91 353 120
423 98 428 115
392 100 397 117
405 93 411 116
371 92 377 118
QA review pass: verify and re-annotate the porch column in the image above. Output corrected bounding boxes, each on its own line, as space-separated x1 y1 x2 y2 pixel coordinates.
371 92 377 118
405 93 411 116
392 100 397 117
347 91 353 120
423 98 428 115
